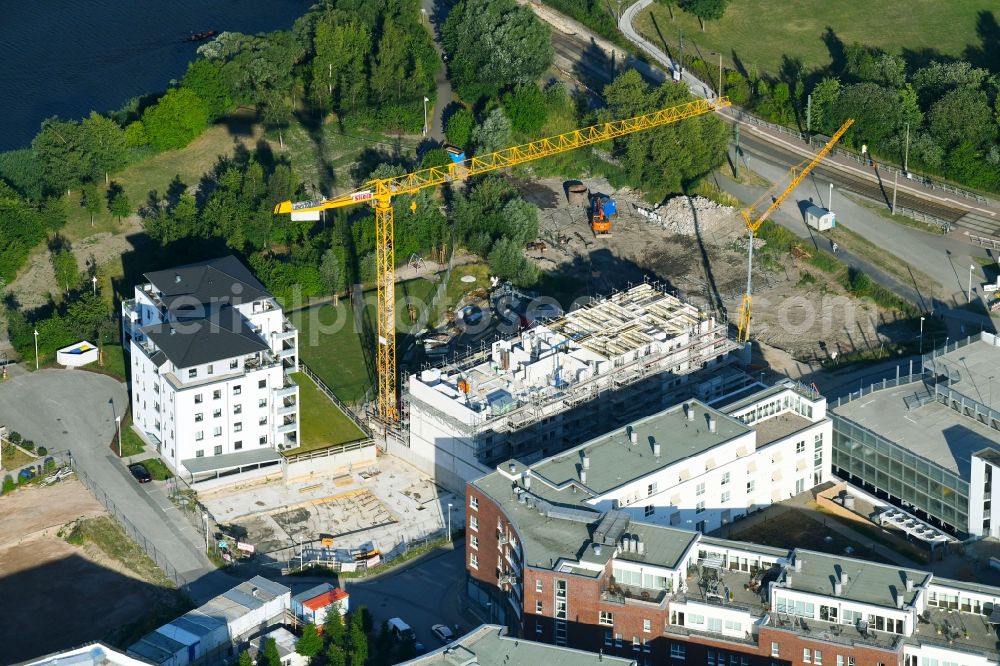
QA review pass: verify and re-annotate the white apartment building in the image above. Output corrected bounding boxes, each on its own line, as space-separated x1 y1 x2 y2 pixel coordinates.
405 283 744 491
505 381 831 534
121 256 300 480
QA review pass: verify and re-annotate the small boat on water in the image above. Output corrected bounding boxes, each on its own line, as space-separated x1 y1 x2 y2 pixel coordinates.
184 30 218 43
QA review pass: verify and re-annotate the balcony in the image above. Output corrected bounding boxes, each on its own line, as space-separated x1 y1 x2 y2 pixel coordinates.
275 379 298 399
277 403 297 418
278 347 296 359
600 583 668 608
277 421 298 435
273 318 297 342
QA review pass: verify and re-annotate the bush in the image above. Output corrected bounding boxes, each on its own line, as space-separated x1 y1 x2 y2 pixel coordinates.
445 108 474 149
797 272 817 286
141 88 210 151
21 440 34 452
8 431 21 445
2 475 14 495
37 446 48 456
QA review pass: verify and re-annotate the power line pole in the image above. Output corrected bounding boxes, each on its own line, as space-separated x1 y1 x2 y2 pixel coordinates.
892 170 899 213
903 123 910 174
806 94 812 140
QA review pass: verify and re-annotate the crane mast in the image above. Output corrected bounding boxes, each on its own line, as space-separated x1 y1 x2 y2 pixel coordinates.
275 96 732 423
735 119 854 345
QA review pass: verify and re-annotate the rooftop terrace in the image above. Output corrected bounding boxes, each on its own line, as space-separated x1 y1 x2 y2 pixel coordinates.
784 550 931 609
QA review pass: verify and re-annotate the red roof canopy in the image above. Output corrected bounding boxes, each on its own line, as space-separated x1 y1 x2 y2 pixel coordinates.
303 588 348 611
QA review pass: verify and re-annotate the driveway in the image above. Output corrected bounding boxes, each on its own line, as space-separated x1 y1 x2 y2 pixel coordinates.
0 369 231 602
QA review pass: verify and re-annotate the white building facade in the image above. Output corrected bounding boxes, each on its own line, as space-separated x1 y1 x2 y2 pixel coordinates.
122 256 300 479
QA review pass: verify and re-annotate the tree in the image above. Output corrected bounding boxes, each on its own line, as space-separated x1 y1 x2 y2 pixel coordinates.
142 88 211 151
262 91 292 148
257 638 281 666
124 121 149 148
51 247 80 292
0 181 46 283
320 246 348 295
325 644 346 666
843 44 906 88
181 59 233 120
503 84 547 135
32 118 92 194
678 0 728 30
81 112 128 183
831 82 905 150
310 16 371 112
929 87 997 150
108 184 131 222
82 182 101 227
488 237 539 286
238 651 253 666
912 60 989 108
66 292 113 342
445 108 475 149
442 0 553 101
41 196 67 232
346 612 368 666
809 77 841 134
471 108 512 154
602 70 728 199
297 624 323 658
323 606 346 647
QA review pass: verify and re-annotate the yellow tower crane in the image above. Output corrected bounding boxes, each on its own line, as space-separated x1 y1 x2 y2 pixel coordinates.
734 118 854 344
275 96 731 422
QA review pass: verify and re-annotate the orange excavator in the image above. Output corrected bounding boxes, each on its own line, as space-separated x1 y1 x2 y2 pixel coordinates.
590 195 617 237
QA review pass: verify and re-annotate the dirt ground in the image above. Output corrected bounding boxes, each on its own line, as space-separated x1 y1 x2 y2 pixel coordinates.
521 176 915 363
0 480 170 663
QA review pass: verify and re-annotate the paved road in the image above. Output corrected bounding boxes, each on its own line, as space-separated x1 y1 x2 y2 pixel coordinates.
339 542 469 649
0 369 234 603
421 0 453 143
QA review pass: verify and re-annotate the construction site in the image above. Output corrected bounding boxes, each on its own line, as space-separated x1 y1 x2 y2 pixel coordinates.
402 282 748 491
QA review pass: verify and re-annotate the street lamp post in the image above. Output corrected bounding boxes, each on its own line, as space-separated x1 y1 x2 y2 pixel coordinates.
115 415 122 457
919 316 925 354
422 96 429 137
91 275 97 296
33 329 39 370
968 264 975 303
711 52 723 98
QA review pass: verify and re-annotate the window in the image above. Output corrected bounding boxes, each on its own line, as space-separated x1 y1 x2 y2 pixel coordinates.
194 393 204 404
234 441 243 450
195 431 204 441
696 501 705 514
213 426 222 437
643 619 651 633
233 385 241 396
213 390 221 400
258 398 267 408
847 658 855 666
632 636 640 651
536 600 543 613
214 445 222 456
771 642 779 657
815 432 823 446
614 634 622 648
599 611 614 626
470 535 478 549
747 480 755 494
213 409 221 418
470 516 478 531
796 440 806 453
836 656 844 666
536 622 543 636
195 449 204 458
195 413 204 422
230 359 238 369
708 650 716 666
645 505 655 517
721 491 731 504
536 579 543 592
234 404 242 414
670 643 686 660
259 417 267 425
188 368 197 378
259 435 267 445
258 379 266 389
721 472 730 485
708 618 722 632
604 630 613 647
234 422 242 432
207 364 213 375
648 482 657 496
470 495 479 510
724 620 741 632
469 553 478 569
804 649 812 663
814 651 822 665
696 482 706 496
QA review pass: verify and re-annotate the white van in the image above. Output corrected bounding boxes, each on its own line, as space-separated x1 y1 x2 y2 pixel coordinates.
387 617 414 642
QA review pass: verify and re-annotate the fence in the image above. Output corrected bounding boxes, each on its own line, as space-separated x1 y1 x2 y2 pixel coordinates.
277 527 452 577
299 362 373 439
74 464 189 591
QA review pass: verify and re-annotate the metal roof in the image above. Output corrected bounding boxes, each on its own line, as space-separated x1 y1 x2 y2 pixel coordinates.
141 306 269 369
144 255 270 309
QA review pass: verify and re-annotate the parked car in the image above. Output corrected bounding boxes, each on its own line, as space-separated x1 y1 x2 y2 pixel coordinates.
128 462 152 483
431 624 455 644
387 618 415 643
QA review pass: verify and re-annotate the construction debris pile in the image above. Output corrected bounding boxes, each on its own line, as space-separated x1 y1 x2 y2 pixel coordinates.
637 195 738 238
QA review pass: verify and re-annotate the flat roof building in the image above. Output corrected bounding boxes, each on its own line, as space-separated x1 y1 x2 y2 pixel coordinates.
404 283 746 491
830 333 1000 537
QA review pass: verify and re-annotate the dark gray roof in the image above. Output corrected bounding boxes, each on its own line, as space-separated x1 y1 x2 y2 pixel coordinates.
141 306 268 368
144 255 271 309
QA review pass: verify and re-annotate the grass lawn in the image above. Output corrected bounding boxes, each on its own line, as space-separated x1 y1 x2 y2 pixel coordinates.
143 458 174 481
290 371 366 454
730 508 890 564
636 1 988 78
291 278 434 403
0 442 38 471
118 420 146 458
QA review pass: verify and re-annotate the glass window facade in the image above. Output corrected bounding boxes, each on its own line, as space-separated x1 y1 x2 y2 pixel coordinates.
831 416 969 531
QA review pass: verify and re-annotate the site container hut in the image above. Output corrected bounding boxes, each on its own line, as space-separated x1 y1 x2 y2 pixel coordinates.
804 204 835 231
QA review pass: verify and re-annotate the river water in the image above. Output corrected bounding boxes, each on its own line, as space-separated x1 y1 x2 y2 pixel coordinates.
0 0 310 152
